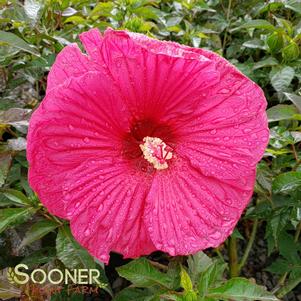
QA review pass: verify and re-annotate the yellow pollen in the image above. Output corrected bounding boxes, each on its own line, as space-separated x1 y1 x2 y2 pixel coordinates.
139 136 173 170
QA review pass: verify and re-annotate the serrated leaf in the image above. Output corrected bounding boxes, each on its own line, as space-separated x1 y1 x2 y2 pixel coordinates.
187 251 212 285
0 207 35 233
278 232 301 262
267 104 299 122
198 260 227 297
270 66 295 92
272 172 301 194
267 208 291 243
20 219 59 248
0 31 39 56
207 278 279 301
117 258 173 289
56 225 95 269
266 258 292 275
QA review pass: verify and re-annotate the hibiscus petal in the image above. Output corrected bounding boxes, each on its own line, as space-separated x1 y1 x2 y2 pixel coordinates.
97 29 220 122
27 71 130 218
144 158 253 255
46 44 98 92
176 74 269 186
65 157 156 263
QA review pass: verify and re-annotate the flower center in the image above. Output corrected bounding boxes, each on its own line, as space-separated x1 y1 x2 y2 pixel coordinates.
139 136 173 170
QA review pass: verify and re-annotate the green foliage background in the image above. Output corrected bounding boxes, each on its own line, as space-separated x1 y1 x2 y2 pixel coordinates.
0 0 301 300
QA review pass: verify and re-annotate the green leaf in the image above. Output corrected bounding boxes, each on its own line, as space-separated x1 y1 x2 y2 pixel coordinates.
166 16 182 27
63 16 85 24
198 260 227 297
207 278 279 301
253 57 279 70
90 2 114 17
267 32 284 53
266 258 293 275
272 172 301 194
24 0 43 26
21 247 56 268
285 0 301 14
180 266 193 292
187 251 212 285
282 42 300 61
0 31 39 56
231 228 245 240
56 225 95 269
270 66 295 92
241 19 275 31
117 258 173 289
1 189 31 206
0 207 35 233
278 232 301 262
133 6 162 20
267 208 291 243
243 39 267 50
267 104 299 122
20 219 59 248
113 287 159 301
284 93 301 113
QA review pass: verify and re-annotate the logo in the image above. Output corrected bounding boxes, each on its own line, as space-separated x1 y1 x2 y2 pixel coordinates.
7 264 107 287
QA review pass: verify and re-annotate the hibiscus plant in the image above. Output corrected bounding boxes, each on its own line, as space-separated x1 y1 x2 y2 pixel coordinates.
0 1 301 301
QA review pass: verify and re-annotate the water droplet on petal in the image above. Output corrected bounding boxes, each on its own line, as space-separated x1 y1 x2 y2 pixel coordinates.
83 137 90 144
243 128 252 133
99 254 108 262
166 246 176 256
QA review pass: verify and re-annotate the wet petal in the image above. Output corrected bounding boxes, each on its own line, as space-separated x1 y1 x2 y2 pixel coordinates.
98 29 220 122
177 75 269 184
144 158 253 255
65 158 156 263
47 44 98 92
27 71 130 217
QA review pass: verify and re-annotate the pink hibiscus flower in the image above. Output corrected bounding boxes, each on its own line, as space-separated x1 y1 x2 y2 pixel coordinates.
27 28 269 263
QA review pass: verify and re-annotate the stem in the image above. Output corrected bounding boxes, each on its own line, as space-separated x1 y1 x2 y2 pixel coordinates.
292 144 301 171
222 0 232 52
149 260 168 271
238 219 258 273
215 247 224 262
228 235 239 277
277 276 301 299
